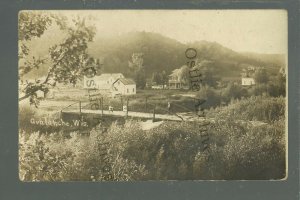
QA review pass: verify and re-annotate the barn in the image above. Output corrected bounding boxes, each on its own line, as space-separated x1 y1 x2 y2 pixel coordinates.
113 78 136 95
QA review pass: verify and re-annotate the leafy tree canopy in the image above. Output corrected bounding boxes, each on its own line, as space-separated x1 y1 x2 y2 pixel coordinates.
19 12 99 107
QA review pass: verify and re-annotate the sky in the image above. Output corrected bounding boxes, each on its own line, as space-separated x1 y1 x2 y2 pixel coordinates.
44 10 288 54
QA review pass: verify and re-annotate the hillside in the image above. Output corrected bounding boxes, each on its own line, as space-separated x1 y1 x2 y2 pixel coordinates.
23 31 285 80
88 32 285 78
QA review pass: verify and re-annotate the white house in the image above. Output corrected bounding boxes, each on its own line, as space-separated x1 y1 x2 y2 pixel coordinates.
83 73 124 90
168 67 189 89
168 73 184 89
241 77 255 86
151 85 165 89
241 66 256 86
113 78 136 95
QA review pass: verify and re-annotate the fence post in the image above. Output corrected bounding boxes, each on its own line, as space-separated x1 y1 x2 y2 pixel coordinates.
121 96 123 111
60 110 63 120
126 98 129 117
97 98 100 111
145 97 148 112
79 101 81 114
152 104 156 122
101 97 103 116
79 101 81 133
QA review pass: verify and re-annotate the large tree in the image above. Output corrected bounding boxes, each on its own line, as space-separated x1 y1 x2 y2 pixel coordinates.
254 67 269 84
128 53 146 89
19 12 53 77
161 70 168 88
19 12 100 106
193 59 220 88
170 65 190 84
151 72 162 85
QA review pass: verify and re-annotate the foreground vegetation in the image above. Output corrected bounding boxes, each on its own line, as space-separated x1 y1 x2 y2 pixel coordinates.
19 96 286 181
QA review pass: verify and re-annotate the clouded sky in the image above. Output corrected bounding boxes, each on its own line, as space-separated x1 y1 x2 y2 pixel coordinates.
54 10 288 54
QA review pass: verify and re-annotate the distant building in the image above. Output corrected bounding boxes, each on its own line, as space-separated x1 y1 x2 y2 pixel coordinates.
279 66 286 77
241 77 255 86
83 73 136 97
241 65 257 86
36 90 45 98
151 85 166 89
113 78 136 95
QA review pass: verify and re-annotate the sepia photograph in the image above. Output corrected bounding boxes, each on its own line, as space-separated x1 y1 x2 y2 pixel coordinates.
18 10 287 181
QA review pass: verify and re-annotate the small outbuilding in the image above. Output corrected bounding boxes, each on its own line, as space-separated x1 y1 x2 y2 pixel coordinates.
113 78 136 95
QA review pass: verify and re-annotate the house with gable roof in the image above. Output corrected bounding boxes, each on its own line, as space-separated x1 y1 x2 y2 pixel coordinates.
113 78 136 95
83 73 124 90
83 73 136 96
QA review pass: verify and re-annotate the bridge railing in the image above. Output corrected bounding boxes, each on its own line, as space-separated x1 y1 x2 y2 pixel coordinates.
60 93 206 122
61 101 81 112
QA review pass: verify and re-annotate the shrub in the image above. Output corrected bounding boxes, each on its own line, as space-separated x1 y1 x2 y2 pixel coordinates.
19 105 37 132
19 125 148 181
196 85 221 108
208 96 285 123
19 131 75 181
221 83 248 103
206 117 286 180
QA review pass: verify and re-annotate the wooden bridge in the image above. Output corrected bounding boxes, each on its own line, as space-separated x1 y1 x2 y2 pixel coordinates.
60 100 268 128
62 108 207 122
60 101 207 122
59 92 267 126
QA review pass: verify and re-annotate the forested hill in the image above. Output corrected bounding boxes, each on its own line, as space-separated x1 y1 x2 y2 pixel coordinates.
88 31 285 78
23 31 285 80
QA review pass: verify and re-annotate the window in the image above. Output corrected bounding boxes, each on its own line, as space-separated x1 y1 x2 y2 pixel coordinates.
127 88 129 93
133 88 134 92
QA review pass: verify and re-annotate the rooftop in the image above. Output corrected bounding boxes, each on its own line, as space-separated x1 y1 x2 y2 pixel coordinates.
115 78 136 85
98 73 124 79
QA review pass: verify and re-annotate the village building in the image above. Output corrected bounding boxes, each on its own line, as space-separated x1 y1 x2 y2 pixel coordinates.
168 73 186 89
113 78 136 95
241 66 256 86
241 77 255 86
83 73 124 90
151 85 164 89
83 73 136 96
